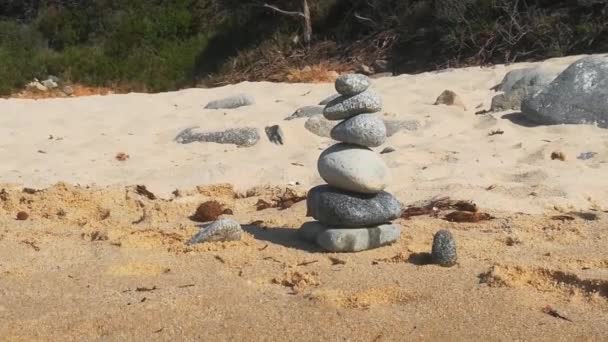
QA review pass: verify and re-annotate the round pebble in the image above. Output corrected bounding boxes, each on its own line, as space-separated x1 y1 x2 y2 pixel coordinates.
330 114 387 147
335 74 371 96
323 91 382 121
317 143 390 194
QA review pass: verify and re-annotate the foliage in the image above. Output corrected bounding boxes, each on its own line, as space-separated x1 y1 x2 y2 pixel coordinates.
0 0 607 94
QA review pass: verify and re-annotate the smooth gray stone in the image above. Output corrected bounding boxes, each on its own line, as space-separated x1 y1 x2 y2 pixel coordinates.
318 143 390 193
522 56 608 127
265 125 284 145
189 218 242 244
316 224 401 252
319 94 340 105
306 185 402 227
383 119 420 137
491 72 554 112
323 91 382 120
304 115 338 138
331 114 387 147
284 105 324 120
431 229 457 267
495 67 558 93
175 127 260 147
335 74 371 96
205 94 254 109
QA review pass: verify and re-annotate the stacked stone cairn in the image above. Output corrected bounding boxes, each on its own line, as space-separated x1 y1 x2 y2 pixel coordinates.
300 74 403 252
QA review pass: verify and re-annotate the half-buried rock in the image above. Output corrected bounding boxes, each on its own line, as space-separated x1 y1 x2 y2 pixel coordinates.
330 113 387 147
205 94 254 109
316 224 401 253
335 74 371 96
323 91 382 120
175 127 260 147
318 143 390 193
306 185 402 227
189 218 243 244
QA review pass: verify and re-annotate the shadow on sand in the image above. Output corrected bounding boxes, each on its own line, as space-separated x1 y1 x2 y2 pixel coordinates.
407 252 433 266
242 225 323 253
501 112 549 128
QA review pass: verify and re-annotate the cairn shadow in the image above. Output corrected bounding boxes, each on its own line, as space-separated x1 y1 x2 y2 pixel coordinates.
242 225 323 253
501 112 550 128
408 252 433 266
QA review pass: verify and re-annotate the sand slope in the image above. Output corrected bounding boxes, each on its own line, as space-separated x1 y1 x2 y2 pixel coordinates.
1 55 607 340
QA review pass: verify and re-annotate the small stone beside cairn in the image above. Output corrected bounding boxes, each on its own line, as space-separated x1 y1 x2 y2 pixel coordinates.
300 74 403 252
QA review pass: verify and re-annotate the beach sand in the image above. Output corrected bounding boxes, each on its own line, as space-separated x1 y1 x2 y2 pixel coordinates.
1 55 607 341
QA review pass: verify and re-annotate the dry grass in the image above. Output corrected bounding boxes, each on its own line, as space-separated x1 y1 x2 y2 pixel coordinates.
10 84 120 99
285 62 341 83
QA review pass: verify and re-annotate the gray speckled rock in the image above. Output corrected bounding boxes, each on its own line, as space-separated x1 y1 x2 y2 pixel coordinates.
330 114 387 147
316 224 401 252
189 218 242 244
304 115 339 138
335 74 371 96
284 106 324 120
323 91 382 120
431 229 457 267
306 185 402 227
495 67 559 93
319 94 340 105
491 71 556 112
318 143 390 193
175 126 260 147
522 56 608 127
383 119 420 137
205 94 254 109
265 125 284 145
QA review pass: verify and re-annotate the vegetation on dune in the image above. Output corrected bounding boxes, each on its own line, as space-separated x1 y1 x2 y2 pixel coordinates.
0 0 607 95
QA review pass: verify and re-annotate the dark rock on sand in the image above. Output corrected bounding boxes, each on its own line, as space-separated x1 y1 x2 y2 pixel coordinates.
265 125 285 145
522 56 608 127
306 185 402 227
431 229 457 267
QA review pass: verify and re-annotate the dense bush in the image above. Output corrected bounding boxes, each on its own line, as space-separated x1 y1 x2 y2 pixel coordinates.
0 0 607 95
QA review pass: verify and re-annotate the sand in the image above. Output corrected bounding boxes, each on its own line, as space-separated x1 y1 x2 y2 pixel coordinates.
1 55 607 341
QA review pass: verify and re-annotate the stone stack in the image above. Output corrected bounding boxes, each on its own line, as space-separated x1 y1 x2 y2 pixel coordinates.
300 74 403 252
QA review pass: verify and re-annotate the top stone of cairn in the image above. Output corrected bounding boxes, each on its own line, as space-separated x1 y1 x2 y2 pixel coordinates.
335 74 371 96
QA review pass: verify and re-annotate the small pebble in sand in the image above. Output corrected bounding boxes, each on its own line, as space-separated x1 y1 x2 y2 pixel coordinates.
380 147 396 154
16 211 29 221
431 229 457 267
551 151 566 161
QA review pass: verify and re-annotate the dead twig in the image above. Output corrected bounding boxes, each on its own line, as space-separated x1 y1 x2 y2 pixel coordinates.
135 286 158 292
297 260 319 267
21 240 40 251
542 305 573 322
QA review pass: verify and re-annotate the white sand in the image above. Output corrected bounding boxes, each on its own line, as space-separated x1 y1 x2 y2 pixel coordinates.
1 54 607 213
